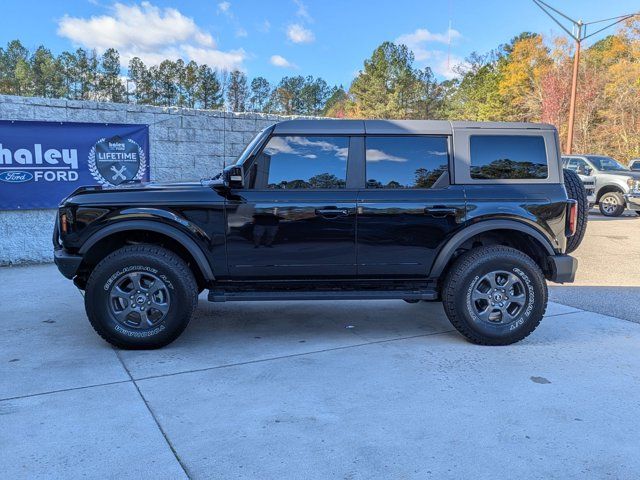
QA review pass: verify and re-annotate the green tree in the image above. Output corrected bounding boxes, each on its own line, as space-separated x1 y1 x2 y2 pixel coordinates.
97 48 125 102
249 76 271 112
179 60 199 108
226 70 248 111
196 65 223 109
30 46 64 98
323 86 348 117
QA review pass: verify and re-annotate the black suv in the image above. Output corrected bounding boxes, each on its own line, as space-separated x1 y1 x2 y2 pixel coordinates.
54 120 581 349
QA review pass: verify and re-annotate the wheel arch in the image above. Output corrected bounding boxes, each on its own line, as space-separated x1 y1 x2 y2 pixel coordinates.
429 220 556 279
596 183 625 203
78 220 215 287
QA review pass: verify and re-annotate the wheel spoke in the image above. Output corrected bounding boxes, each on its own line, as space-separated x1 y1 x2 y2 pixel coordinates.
138 309 151 328
129 272 143 292
503 274 519 290
509 293 526 306
483 273 498 289
113 304 135 321
111 286 130 302
472 289 490 302
152 301 169 314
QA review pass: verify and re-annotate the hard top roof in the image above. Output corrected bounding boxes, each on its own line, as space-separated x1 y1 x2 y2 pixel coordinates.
272 119 555 135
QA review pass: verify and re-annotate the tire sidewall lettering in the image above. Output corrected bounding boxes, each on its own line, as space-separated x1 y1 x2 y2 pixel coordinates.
103 264 175 291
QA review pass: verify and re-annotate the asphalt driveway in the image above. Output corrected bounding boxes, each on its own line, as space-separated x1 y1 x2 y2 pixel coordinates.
2 259 640 479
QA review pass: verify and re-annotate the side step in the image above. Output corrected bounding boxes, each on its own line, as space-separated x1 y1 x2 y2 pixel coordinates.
207 289 439 302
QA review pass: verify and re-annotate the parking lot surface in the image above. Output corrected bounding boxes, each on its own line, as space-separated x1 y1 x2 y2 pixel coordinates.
2 235 640 480
550 210 640 323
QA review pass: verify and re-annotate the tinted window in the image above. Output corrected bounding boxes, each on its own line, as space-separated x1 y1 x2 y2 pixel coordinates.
252 136 348 189
365 136 449 189
470 135 548 180
585 155 627 171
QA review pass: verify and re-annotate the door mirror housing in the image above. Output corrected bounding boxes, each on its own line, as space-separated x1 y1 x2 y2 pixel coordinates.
225 165 244 188
577 165 592 176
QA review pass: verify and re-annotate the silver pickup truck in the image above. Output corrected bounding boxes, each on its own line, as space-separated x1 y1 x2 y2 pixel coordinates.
562 155 640 217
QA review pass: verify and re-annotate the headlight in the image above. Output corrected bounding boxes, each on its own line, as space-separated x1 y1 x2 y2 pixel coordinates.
628 178 640 192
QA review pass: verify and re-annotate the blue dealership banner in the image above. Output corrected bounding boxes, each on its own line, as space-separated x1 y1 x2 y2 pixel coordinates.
0 120 149 210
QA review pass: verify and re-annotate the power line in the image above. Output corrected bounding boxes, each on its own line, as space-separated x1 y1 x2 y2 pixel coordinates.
532 1 639 154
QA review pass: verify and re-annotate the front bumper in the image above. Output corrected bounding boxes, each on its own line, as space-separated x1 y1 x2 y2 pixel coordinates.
548 254 578 283
625 193 640 211
54 248 83 279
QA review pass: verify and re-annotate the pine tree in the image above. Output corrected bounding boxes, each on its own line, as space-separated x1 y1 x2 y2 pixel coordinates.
196 65 223 109
226 70 249 112
98 48 126 102
249 76 271 112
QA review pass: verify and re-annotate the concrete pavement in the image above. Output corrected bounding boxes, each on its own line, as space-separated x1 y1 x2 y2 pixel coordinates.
2 262 640 479
550 209 640 323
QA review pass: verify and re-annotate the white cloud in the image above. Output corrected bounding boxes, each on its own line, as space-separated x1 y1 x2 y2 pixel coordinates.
395 27 464 79
397 27 461 49
259 20 271 33
235 27 248 38
287 23 314 43
294 0 313 22
58 2 245 70
217 2 231 14
270 54 295 68
365 149 407 163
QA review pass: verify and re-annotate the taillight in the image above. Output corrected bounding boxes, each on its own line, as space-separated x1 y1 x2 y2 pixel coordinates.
60 213 68 234
567 201 578 237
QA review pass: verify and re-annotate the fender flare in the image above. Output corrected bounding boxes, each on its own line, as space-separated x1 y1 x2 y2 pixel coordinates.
79 220 215 281
429 219 557 278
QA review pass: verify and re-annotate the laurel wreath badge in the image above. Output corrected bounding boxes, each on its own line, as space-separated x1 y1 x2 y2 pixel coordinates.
88 138 147 186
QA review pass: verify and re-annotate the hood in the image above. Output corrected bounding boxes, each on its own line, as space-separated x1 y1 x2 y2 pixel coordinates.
60 180 223 206
599 170 640 179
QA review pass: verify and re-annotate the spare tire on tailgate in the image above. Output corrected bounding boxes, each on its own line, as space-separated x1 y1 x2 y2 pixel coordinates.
563 168 588 254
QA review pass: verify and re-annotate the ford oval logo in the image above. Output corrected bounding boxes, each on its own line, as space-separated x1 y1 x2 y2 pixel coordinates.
0 171 34 183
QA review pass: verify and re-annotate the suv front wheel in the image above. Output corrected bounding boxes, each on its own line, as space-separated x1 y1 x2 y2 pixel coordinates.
442 246 547 346
84 244 198 349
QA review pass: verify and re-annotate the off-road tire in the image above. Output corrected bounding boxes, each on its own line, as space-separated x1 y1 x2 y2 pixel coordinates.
85 245 198 349
442 245 547 346
598 191 625 217
562 169 588 253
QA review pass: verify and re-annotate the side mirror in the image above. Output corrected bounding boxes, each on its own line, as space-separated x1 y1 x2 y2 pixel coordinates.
224 165 244 189
577 165 591 176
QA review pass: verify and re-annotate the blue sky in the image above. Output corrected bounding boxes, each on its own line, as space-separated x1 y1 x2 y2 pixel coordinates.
2 0 638 86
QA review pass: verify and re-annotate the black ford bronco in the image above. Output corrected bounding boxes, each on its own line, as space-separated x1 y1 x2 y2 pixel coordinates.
54 120 585 349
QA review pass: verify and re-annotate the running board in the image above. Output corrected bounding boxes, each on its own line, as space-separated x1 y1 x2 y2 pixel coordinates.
207 289 439 302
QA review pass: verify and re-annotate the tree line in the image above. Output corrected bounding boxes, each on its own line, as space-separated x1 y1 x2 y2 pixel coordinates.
1 20 639 160
0 40 343 115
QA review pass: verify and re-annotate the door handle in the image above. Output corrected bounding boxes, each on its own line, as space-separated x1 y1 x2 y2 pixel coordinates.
315 208 349 217
424 207 457 218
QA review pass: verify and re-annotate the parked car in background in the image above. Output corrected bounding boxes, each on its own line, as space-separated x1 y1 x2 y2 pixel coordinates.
562 155 640 217
629 159 640 171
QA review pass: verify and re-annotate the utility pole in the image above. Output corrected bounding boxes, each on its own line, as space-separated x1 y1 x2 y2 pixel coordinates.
532 1 638 154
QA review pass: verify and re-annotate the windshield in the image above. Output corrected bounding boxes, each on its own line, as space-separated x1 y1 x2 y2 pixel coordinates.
234 128 270 166
587 155 628 171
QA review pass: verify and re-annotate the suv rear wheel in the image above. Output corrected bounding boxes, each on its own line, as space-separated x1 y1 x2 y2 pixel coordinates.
84 244 198 349
442 245 547 346
599 191 625 217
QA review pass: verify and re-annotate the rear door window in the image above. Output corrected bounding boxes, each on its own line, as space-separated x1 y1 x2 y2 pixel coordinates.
470 135 548 180
365 136 449 189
